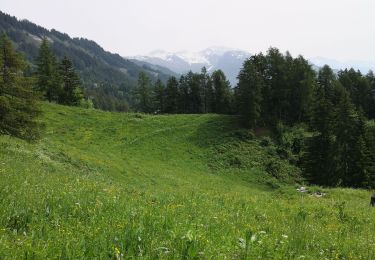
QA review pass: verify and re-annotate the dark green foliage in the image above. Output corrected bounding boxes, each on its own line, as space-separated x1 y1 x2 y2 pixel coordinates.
0 11 174 111
164 76 179 113
200 67 214 113
235 48 315 127
187 72 204 113
236 55 264 127
162 69 233 115
57 56 83 106
36 41 83 106
211 70 232 114
35 38 60 102
235 52 375 188
153 79 165 113
363 121 375 188
304 66 374 188
0 35 42 140
338 68 374 118
134 72 153 113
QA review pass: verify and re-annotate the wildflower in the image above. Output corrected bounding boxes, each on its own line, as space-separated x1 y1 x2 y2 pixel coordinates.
114 246 121 258
251 234 257 242
238 238 246 249
282 234 288 239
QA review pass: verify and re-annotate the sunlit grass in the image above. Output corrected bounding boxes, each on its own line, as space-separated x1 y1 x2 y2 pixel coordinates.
0 103 374 259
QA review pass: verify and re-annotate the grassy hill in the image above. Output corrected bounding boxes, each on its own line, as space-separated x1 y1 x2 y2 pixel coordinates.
0 103 374 259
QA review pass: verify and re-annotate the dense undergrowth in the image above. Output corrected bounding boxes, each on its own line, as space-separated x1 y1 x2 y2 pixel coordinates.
0 103 374 259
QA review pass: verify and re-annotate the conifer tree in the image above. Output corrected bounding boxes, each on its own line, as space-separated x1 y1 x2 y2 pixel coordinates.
164 76 179 113
200 67 213 113
153 78 165 113
236 56 264 127
212 70 232 114
0 34 42 140
58 56 83 106
35 38 59 102
304 65 370 187
135 72 152 113
188 72 204 113
178 75 190 113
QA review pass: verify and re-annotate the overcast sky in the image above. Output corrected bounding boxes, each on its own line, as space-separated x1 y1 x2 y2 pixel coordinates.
2 0 375 61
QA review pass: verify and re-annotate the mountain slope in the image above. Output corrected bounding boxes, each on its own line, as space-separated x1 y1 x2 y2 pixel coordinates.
0 11 175 110
0 103 374 258
131 47 251 85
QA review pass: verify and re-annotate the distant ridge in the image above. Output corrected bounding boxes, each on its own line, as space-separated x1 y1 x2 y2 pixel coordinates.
130 47 252 86
0 11 175 111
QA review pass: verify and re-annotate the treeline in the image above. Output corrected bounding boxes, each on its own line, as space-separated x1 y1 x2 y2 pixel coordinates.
0 34 87 140
35 38 87 107
234 48 375 188
136 47 375 188
133 68 233 114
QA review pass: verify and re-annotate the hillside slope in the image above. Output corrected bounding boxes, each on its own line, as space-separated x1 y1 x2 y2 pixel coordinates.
0 11 174 110
0 104 374 258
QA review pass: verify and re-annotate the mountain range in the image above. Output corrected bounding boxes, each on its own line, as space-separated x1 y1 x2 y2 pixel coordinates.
1 10 374 110
130 47 251 85
131 49 375 86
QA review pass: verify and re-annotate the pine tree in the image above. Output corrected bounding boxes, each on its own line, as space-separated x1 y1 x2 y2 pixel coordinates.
333 90 368 187
265 48 289 122
287 55 315 123
164 76 179 113
200 67 213 113
304 89 336 185
212 70 232 114
135 72 152 113
188 72 204 113
363 121 375 188
305 66 370 187
178 75 190 113
0 34 42 140
58 56 83 106
236 56 264 127
304 66 340 185
153 78 165 113
366 70 375 118
338 68 372 117
35 38 60 102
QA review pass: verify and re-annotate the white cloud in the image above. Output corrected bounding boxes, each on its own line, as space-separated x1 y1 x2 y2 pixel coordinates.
2 0 375 61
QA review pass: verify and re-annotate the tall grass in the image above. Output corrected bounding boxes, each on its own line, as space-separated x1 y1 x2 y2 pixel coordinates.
0 103 374 258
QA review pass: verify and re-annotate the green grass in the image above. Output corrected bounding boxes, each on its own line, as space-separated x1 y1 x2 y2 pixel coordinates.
1 103 375 259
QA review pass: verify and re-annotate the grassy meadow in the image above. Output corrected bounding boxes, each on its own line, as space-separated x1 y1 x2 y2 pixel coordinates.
0 103 375 259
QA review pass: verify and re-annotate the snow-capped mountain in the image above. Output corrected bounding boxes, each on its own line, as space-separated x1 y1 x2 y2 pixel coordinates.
130 47 252 85
309 57 375 74
129 47 375 86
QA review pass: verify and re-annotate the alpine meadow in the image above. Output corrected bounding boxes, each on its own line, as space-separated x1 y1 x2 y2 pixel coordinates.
1 1 375 259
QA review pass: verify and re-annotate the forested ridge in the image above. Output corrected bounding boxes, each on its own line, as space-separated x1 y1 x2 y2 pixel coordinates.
0 11 175 111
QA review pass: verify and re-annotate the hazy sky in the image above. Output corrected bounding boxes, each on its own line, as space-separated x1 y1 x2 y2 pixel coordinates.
2 0 375 61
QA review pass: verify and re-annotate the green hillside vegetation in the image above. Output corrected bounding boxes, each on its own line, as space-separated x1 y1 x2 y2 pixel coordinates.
0 11 175 111
1 103 374 259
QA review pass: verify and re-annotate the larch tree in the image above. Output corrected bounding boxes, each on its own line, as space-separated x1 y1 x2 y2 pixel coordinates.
153 78 165 113
35 38 60 102
0 34 42 140
58 56 83 106
135 72 153 113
